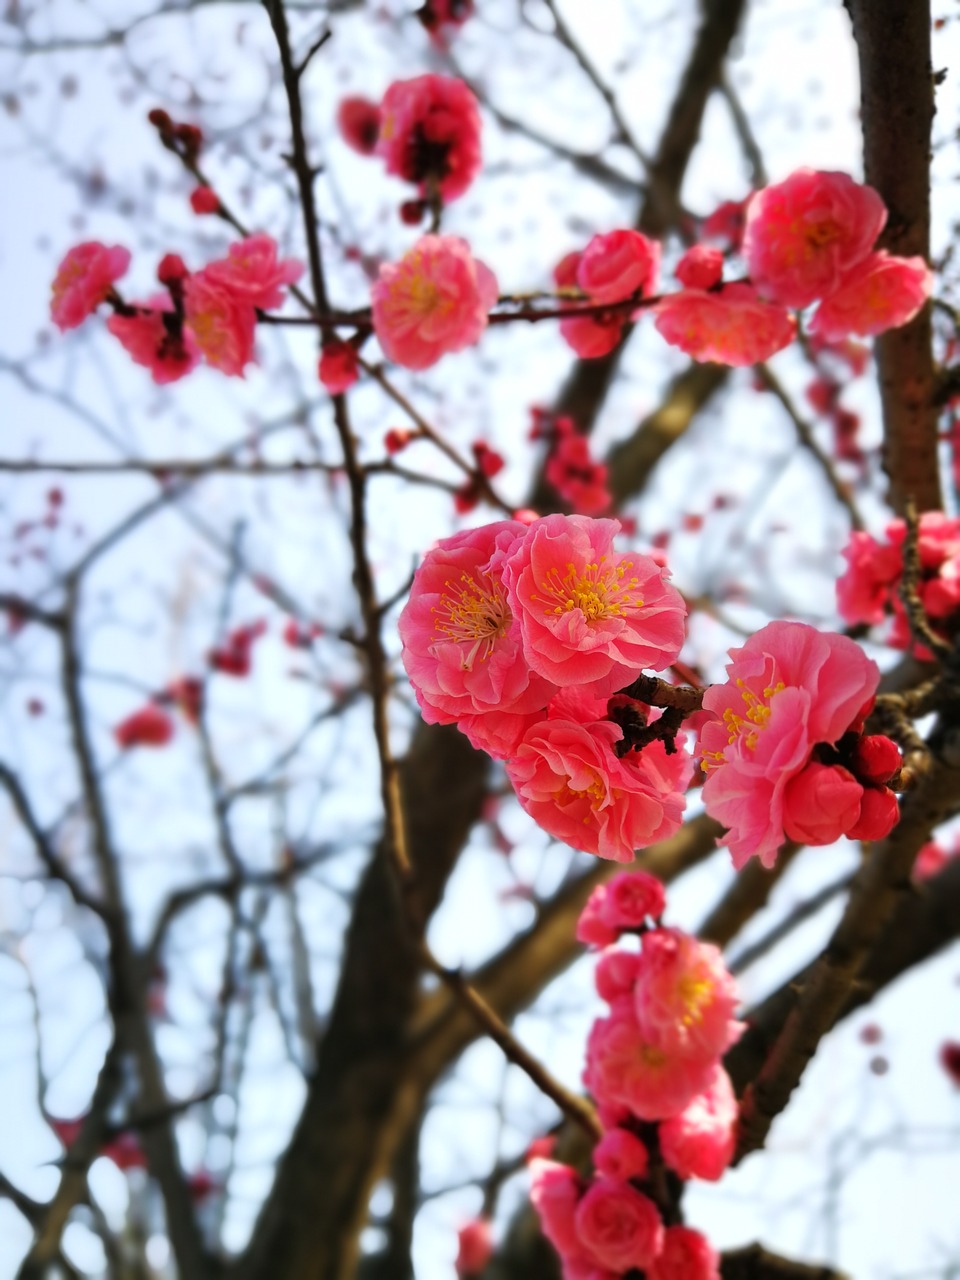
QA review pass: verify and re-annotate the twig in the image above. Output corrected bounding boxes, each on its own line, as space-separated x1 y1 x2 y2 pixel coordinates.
756 364 865 531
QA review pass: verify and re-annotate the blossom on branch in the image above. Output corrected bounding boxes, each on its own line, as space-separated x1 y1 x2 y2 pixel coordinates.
377 74 482 203
372 234 497 370
504 692 690 861
203 234 304 311
107 296 200 384
50 241 131 331
501 514 686 694
809 251 931 341
183 272 257 376
337 96 381 154
743 168 887 309
653 283 795 366
398 520 556 754
699 621 898 867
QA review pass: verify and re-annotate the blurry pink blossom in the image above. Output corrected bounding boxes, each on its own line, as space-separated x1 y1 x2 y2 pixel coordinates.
654 284 795 366
372 235 497 370
743 168 886 309
51 241 131 331
377 75 481 202
810 251 931 341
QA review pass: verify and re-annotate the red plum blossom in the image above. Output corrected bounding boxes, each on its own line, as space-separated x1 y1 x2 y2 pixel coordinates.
51 241 131 331
501 514 687 695
377 74 482 203
743 168 886 309
372 235 497 370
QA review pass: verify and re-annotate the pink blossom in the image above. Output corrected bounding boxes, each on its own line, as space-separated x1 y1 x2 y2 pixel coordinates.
633 928 742 1059
654 284 795 366
107 300 201 384
398 521 555 753
599 869 666 929
506 704 689 861
702 198 747 250
337 96 381 155
545 432 612 516
204 234 304 311
700 621 881 868
577 885 619 949
648 1226 721 1280
51 241 131 331
584 1003 716 1121
592 1128 649 1182
318 339 359 394
594 948 642 1003
743 168 886 309
529 1159 582 1257
456 1218 493 1277
810 251 931 341
574 1179 663 1272
577 230 660 304
836 530 903 626
675 245 723 291
555 251 626 359
502 514 687 695
377 75 482 203
183 271 257 376
372 235 497 370
781 761 864 845
659 1064 737 1182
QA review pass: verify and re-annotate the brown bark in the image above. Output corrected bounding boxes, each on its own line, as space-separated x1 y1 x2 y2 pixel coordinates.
845 0 941 515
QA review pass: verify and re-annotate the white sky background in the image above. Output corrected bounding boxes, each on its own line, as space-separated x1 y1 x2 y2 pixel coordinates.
1 0 960 1276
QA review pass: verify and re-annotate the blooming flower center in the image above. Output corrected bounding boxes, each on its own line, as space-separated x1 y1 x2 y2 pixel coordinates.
431 571 510 669
805 218 841 251
533 557 643 623
555 769 609 817
702 677 785 771
677 972 712 1027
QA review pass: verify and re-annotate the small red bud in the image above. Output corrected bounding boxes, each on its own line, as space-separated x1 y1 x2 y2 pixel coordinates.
189 186 221 216
147 107 172 130
157 253 188 285
399 200 426 226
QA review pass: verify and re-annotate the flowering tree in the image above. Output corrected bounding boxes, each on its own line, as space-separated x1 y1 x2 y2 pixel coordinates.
3 1 960 1279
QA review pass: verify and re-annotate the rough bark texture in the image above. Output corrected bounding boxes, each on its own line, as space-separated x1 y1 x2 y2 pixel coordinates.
845 0 941 514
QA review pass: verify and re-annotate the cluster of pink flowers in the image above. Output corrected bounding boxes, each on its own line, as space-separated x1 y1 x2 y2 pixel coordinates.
530 871 736 1279
837 512 960 656
557 169 928 369
338 74 481 213
532 409 613 515
743 168 930 338
398 515 691 860
699 621 900 869
554 230 660 358
51 234 303 383
371 234 497 370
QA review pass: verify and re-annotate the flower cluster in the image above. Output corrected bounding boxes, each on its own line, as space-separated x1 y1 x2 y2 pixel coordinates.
558 168 928 369
837 512 960 655
398 515 690 860
530 871 736 1279
743 168 930 338
532 409 613 516
554 230 660 358
699 621 900 868
373 73 482 209
52 234 303 383
371 235 497 370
